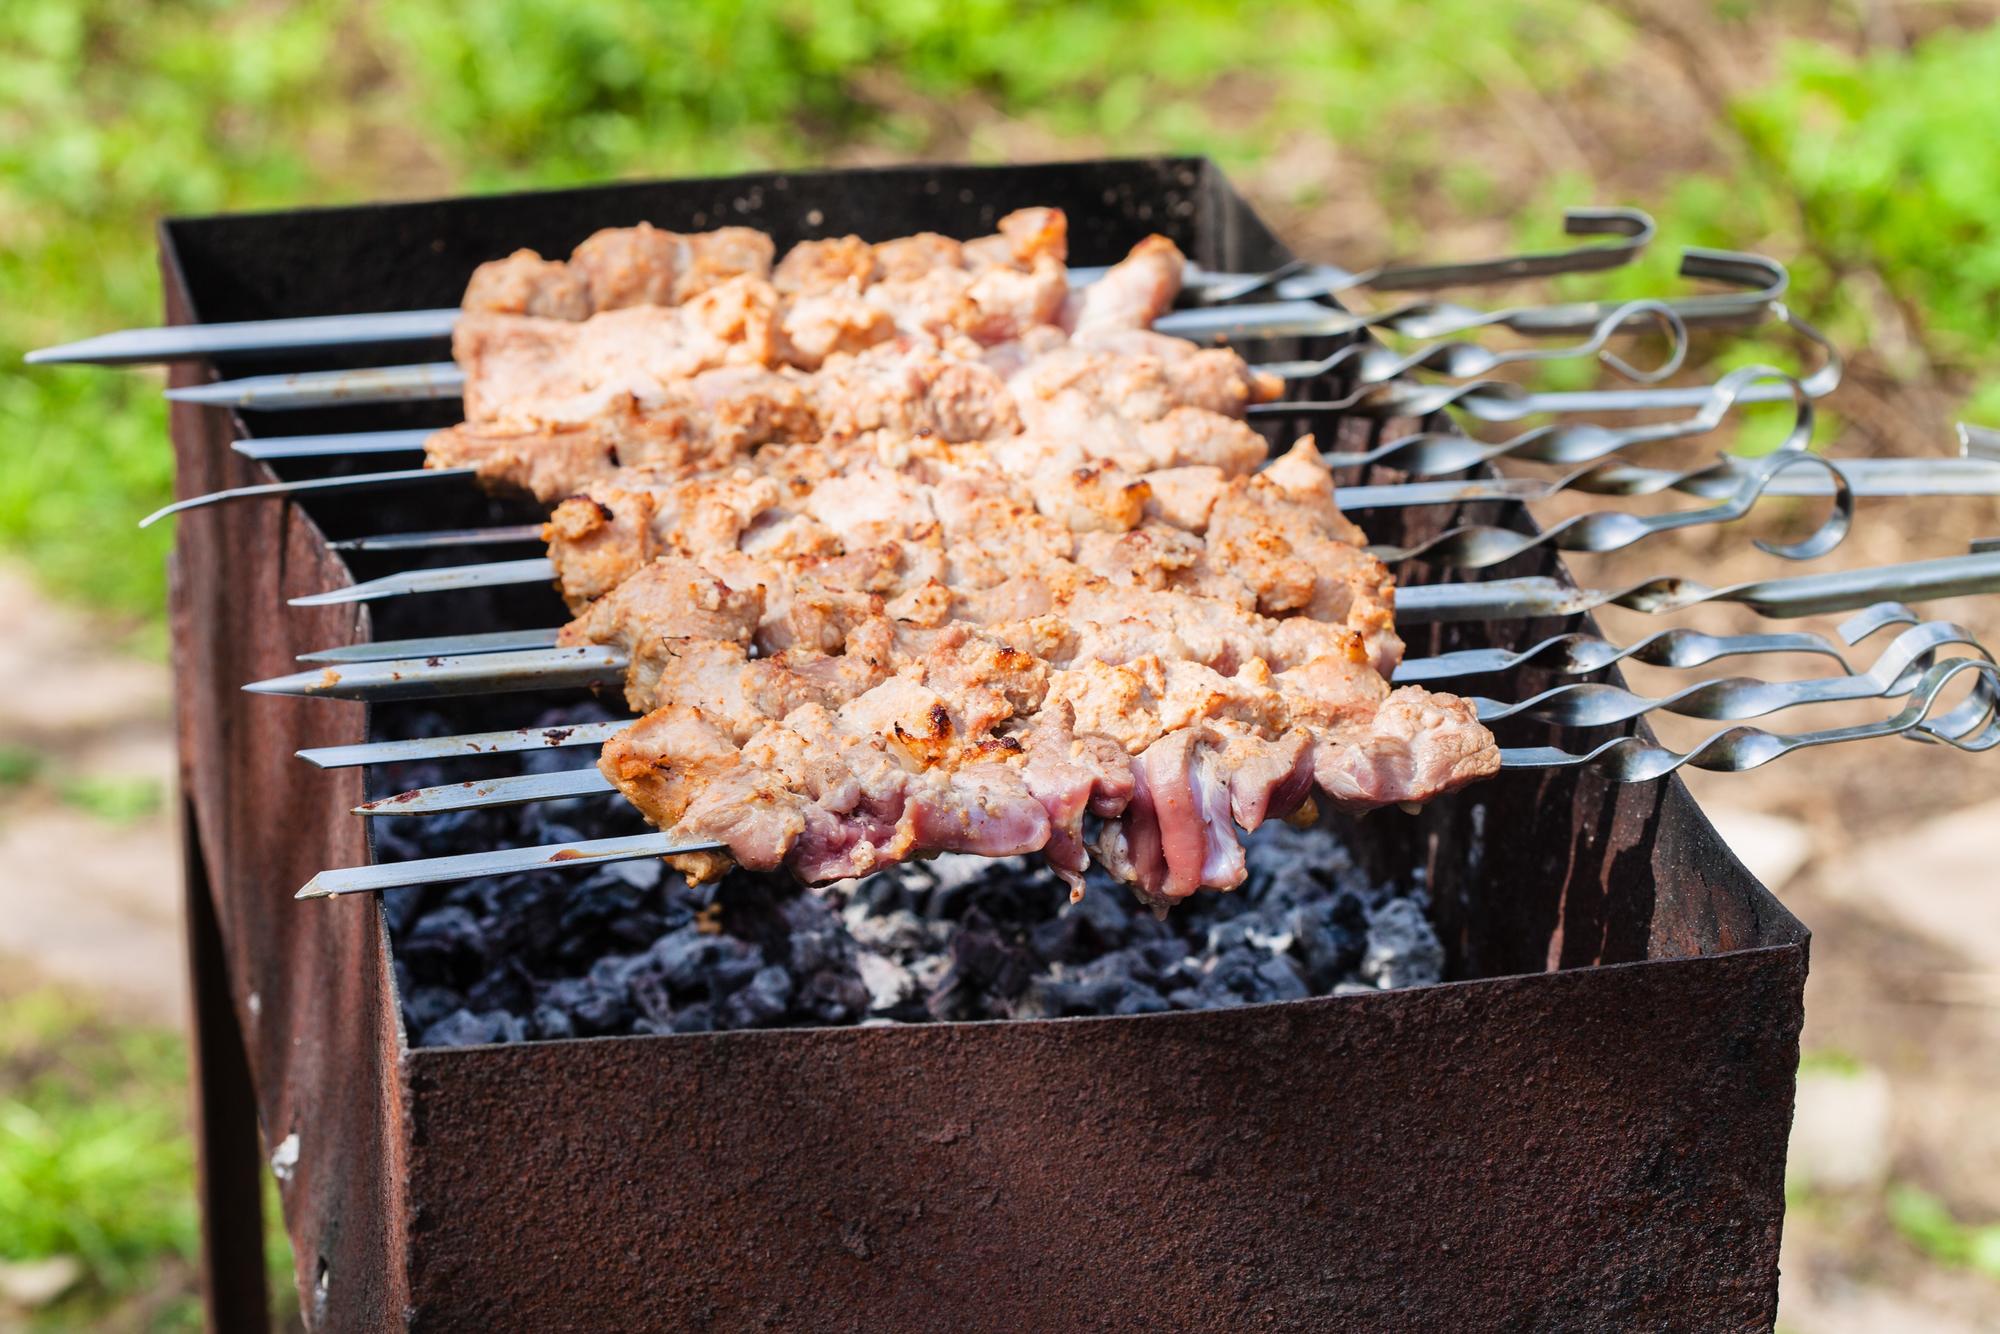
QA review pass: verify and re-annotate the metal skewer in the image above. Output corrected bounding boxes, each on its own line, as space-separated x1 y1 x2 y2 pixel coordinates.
299 626 566 663
289 604 1922 768
306 611 1975 776
144 271 1824 530
1257 298 1687 387
1367 450 1855 569
1470 616 1988 726
138 468 475 529
294 655 1998 898
243 548 2000 702
222 326 1802 484
155 300 1341 411
1261 302 1838 426
305 451 2000 557
298 619 1869 677
34 207 1659 368
233 429 435 461
285 619 1873 708
348 632 1979 815
329 524 545 553
299 718 635 769
282 443 1861 607
151 354 1828 529
1393 545 2000 624
1311 355 1832 479
1504 656 2000 779
244 644 627 701
295 831 726 900
171 287 1700 412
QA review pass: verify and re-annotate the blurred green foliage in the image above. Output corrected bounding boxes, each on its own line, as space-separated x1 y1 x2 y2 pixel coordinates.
1888 1184 2000 1280
0 0 1626 625
0 0 1996 625
0 988 295 1329
0 992 197 1324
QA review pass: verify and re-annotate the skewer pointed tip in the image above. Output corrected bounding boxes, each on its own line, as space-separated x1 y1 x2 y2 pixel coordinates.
289 587 371 607
162 384 221 404
295 880 334 900
243 668 332 697
22 347 60 366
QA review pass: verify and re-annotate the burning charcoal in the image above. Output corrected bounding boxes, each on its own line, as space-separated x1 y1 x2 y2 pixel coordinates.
794 969 869 1025
403 985 465 1034
643 928 724 993
668 1004 714 1034
530 1005 576 1041
1199 950 1311 1008
399 906 489 986
1113 980 1171 1016
1360 898 1446 991
465 963 534 1014
554 874 667 964
1293 892 1368 992
540 969 631 1034
928 913 1039 1021
854 951 918 1016
1021 949 1175 1018
705 938 766 999
386 701 1452 1046
382 884 426 936
719 964 795 1029
1030 882 1144 963
784 898 868 1024
420 1008 527 1048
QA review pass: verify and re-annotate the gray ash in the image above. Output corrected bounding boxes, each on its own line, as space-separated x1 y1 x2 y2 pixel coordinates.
377 704 1444 1048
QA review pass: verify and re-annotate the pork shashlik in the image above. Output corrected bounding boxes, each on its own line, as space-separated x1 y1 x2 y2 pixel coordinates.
403 209 1500 907
547 436 1495 907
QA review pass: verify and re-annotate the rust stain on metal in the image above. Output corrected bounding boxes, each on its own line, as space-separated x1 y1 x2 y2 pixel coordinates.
163 158 1810 1332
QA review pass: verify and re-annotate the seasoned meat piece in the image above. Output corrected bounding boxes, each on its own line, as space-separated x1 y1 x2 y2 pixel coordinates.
462 226 774 319
447 209 1500 906
426 419 629 502
569 223 776 310
873 232 966 281
778 291 901 369
461 250 591 320
454 280 786 425
772 235 877 294
557 557 763 657
1066 234 1185 335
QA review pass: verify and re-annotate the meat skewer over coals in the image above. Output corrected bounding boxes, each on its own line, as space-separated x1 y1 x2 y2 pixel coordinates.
513 434 1498 909
32 206 1665 367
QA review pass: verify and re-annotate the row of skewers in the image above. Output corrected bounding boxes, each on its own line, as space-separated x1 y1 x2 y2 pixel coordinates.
39 204 2000 908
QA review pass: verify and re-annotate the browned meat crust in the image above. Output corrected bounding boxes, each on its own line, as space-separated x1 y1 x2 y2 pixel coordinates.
558 438 1495 908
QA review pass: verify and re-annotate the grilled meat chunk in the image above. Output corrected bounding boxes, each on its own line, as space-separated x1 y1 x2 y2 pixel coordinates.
429 334 1269 505
462 225 775 319
561 441 1493 905
456 233 1194 429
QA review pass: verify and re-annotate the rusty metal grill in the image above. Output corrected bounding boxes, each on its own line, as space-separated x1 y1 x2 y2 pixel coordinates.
156 159 1811 1329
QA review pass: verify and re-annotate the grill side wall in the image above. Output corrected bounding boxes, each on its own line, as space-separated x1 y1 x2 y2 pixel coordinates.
405 945 1804 1332
164 243 412 1329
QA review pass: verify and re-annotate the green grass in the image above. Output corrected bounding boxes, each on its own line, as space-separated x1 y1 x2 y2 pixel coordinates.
0 988 295 1330
1888 1184 2000 1280
55 775 164 825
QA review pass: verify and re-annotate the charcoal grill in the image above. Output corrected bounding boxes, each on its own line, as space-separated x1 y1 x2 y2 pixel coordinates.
162 159 1806 1331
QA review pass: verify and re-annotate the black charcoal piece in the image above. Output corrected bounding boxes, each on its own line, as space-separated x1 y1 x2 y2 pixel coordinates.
389 703 1450 1046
